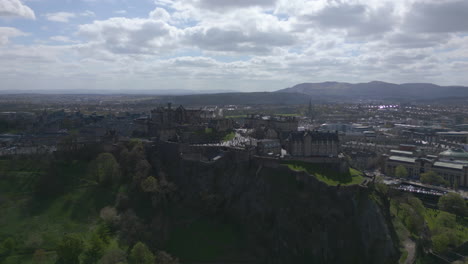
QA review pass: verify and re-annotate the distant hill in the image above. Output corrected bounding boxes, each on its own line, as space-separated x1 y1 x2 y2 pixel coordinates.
0 89 238 95
276 81 468 100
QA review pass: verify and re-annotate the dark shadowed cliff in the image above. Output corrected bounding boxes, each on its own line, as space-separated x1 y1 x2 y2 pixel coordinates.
153 143 400 264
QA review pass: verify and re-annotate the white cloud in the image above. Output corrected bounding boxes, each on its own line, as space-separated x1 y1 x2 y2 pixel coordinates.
1 0 468 91
403 0 468 33
0 0 35 19
149 7 170 21
80 10 95 17
45 12 76 22
45 10 95 23
50 35 77 43
0 26 27 45
78 17 182 54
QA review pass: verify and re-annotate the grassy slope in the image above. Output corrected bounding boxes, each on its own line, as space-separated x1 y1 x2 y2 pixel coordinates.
222 131 236 141
0 158 116 264
424 208 468 242
281 160 364 186
390 199 468 263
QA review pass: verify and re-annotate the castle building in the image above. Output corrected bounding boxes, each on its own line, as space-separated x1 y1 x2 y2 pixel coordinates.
286 131 339 157
244 115 298 132
150 104 202 127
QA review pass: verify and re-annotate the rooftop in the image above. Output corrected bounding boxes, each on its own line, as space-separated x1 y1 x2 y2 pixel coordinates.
437 131 468 135
433 161 465 170
439 148 468 159
388 156 416 164
390 150 413 156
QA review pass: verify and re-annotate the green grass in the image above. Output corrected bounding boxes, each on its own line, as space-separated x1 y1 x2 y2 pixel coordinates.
399 249 408 263
423 208 468 241
166 216 248 262
225 115 247 118
391 197 468 262
281 161 364 186
0 158 116 264
223 132 235 141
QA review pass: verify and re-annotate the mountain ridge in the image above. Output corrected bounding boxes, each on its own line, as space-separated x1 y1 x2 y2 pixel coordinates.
275 81 468 100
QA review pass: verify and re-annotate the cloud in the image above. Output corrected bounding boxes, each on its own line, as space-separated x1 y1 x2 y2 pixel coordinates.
197 0 277 10
0 0 35 19
0 26 27 45
45 10 95 23
185 26 295 53
149 7 170 21
181 8 296 54
78 17 181 54
50 35 77 43
299 2 395 37
385 32 451 49
45 12 76 22
2 0 468 91
403 0 468 33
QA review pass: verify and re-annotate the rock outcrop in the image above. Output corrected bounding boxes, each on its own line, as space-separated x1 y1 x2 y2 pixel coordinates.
155 145 399 264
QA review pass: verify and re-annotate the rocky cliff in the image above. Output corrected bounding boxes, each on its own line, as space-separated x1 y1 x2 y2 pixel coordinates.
154 146 399 264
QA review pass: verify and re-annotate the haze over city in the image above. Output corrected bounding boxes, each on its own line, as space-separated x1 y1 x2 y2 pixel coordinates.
1 0 468 92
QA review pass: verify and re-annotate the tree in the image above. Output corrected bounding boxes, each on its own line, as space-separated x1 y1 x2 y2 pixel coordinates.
432 229 462 253
56 234 84 264
395 165 408 179
0 237 16 257
33 249 47 264
89 153 120 187
438 193 468 217
435 211 456 228
135 160 151 178
420 171 447 186
96 223 111 244
99 248 127 264
128 242 154 264
399 203 425 235
119 210 148 246
82 233 105 264
141 176 158 193
100 206 119 228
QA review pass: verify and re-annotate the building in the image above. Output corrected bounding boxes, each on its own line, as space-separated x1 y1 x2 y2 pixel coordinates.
385 156 418 178
390 150 414 157
244 115 298 132
286 131 339 157
437 131 468 143
256 139 281 156
383 155 468 187
439 148 468 161
150 104 202 128
432 161 468 187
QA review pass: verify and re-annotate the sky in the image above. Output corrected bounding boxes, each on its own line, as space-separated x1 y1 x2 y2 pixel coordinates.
0 0 468 92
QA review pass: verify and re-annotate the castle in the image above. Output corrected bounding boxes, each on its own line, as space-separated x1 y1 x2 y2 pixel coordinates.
286 131 340 157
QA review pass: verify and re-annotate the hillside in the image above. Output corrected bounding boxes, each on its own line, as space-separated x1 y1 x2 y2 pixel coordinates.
147 81 468 106
276 81 468 101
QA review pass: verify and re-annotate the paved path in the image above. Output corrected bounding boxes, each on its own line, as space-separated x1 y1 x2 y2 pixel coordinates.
403 239 416 264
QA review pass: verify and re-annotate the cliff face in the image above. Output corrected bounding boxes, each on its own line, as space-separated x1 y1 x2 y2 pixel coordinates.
157 148 399 264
